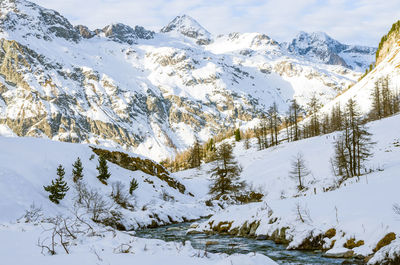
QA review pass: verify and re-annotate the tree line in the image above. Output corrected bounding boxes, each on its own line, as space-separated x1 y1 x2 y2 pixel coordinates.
163 75 399 193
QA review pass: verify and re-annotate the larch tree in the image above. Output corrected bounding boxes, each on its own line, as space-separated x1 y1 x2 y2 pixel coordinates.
289 153 310 191
290 99 301 141
307 94 321 137
332 99 375 183
188 139 202 168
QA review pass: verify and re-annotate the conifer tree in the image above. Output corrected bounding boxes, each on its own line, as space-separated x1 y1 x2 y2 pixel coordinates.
209 142 244 199
234 128 241 141
44 165 69 204
72 157 84 183
96 156 111 184
129 178 139 195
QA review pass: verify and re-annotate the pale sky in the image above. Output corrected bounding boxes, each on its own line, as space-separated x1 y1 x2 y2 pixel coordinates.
32 0 400 47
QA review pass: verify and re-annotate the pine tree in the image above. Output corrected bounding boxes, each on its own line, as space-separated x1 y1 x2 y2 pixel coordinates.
44 165 69 204
96 156 111 184
234 128 241 141
289 153 310 191
72 157 84 183
129 178 139 195
209 142 244 199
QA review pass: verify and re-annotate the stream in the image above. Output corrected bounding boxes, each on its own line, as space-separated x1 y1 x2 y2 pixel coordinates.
135 221 361 265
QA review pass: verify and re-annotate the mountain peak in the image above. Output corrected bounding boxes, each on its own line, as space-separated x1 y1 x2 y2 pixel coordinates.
161 14 212 45
293 31 341 49
0 0 81 42
287 31 376 70
98 23 154 44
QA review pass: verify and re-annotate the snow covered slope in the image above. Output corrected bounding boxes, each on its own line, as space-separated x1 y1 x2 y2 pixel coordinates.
0 0 376 161
184 113 400 263
0 135 277 265
0 136 213 227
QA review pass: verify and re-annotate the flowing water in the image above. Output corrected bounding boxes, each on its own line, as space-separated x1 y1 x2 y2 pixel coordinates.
135 221 362 265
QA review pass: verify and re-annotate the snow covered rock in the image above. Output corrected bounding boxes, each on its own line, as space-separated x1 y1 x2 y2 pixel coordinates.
322 248 354 258
98 23 154 44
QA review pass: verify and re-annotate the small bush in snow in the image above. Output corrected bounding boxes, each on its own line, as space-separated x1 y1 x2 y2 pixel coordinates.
111 181 133 210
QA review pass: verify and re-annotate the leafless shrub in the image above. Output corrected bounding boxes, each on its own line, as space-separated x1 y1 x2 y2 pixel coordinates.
74 181 110 222
111 181 134 210
160 189 175 202
37 216 74 255
293 202 313 224
20 202 43 223
113 243 132 254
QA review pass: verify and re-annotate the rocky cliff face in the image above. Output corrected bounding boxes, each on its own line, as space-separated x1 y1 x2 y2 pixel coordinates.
0 0 376 161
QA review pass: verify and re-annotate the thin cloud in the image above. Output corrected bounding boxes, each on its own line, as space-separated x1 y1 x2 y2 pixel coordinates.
31 0 400 46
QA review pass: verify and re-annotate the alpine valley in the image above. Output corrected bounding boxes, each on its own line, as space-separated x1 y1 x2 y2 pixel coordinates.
1 1 400 265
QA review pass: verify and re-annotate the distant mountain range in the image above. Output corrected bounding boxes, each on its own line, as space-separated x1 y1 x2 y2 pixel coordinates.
0 0 377 161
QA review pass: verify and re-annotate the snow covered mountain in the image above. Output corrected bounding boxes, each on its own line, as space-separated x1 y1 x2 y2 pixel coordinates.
285 31 376 72
318 21 400 115
161 15 212 45
0 0 376 161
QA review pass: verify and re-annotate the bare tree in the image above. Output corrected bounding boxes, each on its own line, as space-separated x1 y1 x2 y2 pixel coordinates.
289 153 311 191
293 202 313 224
332 99 375 183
